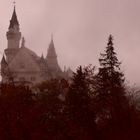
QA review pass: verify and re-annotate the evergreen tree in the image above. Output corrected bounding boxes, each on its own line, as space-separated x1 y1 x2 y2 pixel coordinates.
67 66 90 121
95 35 129 126
66 66 97 139
36 79 67 139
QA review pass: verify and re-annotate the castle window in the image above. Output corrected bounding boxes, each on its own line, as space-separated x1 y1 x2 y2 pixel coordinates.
31 77 36 81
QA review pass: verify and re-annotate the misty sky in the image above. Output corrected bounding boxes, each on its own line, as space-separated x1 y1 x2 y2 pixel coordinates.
0 0 140 85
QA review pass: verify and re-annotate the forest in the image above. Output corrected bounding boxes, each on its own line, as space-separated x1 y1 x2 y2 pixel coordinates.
0 35 140 140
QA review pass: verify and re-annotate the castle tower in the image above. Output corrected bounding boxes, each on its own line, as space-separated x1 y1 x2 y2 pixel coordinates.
46 36 62 78
46 36 59 70
5 6 21 63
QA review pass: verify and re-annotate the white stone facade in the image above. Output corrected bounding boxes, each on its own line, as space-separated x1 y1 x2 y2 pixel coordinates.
1 7 65 86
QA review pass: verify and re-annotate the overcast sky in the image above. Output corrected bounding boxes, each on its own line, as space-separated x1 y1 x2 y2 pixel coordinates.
0 0 140 85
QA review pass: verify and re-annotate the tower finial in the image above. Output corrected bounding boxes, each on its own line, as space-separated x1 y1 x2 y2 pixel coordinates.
13 1 16 7
50 33 54 45
51 33 53 41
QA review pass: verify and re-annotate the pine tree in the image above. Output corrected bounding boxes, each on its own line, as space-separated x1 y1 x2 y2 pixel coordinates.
96 35 129 126
66 66 97 139
66 66 89 122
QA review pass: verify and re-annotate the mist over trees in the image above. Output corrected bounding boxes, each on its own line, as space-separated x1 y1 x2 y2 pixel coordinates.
0 35 140 140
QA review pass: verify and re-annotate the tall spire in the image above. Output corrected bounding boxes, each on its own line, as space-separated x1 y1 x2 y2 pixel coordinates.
9 4 19 29
47 35 57 58
46 35 62 77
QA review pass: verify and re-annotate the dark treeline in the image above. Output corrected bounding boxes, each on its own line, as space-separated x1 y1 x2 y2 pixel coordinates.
0 35 140 140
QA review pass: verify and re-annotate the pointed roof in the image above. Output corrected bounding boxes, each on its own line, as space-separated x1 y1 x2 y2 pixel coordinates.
1 55 7 65
40 53 46 63
47 36 57 58
9 6 19 29
41 53 44 59
21 37 25 47
40 54 47 68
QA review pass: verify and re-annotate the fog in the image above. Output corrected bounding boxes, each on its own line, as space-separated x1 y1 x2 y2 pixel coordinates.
0 0 140 85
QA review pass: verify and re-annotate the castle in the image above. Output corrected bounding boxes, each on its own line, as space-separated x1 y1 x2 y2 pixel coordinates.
1 6 72 85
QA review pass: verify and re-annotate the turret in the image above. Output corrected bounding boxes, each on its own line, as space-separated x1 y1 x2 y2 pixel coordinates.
1 55 8 81
5 6 21 63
